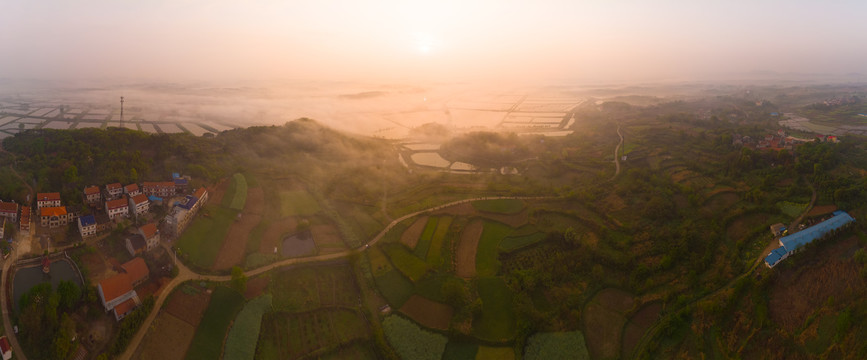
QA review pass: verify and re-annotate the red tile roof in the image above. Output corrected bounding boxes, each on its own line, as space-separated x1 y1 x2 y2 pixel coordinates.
124 184 139 192
99 273 133 303
194 188 207 199
0 335 10 354
40 206 67 217
0 202 17 212
106 198 128 210
122 257 149 285
113 298 137 318
84 186 100 195
37 192 61 201
106 183 122 190
140 223 158 239
130 194 148 205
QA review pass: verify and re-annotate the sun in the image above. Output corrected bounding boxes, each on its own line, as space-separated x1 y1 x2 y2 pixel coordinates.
413 32 436 55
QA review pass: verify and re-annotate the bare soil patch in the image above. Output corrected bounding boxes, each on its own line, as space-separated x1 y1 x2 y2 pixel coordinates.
213 187 265 270
311 224 345 253
701 192 739 215
621 302 662 357
400 216 429 249
164 287 213 327
134 313 195 360
260 217 298 254
245 275 270 299
595 288 635 313
135 277 170 299
399 295 454 330
207 178 230 207
769 236 864 333
807 205 838 217
456 220 483 278
726 213 771 241
583 302 626 359
80 251 107 280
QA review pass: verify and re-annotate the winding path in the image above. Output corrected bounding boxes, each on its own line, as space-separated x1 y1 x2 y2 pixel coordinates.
119 195 555 360
612 123 623 180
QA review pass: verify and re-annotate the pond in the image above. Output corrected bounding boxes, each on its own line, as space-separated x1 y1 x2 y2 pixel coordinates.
12 258 83 311
281 231 316 257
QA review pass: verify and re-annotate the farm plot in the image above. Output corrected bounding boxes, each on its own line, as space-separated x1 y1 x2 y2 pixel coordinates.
456 220 484 278
41 121 74 130
383 314 448 360
476 346 515 360
523 331 590 360
382 243 429 281
177 206 237 269
257 308 370 360
139 123 157 133
270 264 360 311
311 224 345 254
778 201 808 218
472 199 525 214
582 288 635 359
156 122 185 133
259 217 297 254
164 285 213 326
414 217 440 258
426 216 453 266
185 286 246 360
134 313 195 360
213 187 264 270
399 295 453 330
224 294 273 360
279 189 321 216
375 269 414 308
472 277 516 341
621 302 662 357
224 173 248 210
701 192 740 215
499 231 546 252
443 341 478 360
807 205 838 217
400 216 429 248
726 213 772 242
476 221 513 277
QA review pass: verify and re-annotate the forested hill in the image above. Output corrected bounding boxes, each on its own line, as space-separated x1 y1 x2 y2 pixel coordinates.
0 118 403 208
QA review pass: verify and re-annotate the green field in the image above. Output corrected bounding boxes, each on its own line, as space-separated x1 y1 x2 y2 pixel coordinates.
257 308 369 360
375 269 414 308
443 341 478 360
414 217 440 258
368 245 394 277
270 265 360 312
778 201 808 218
499 230 546 252
224 294 272 360
476 346 514 360
476 221 513 277
382 243 430 281
472 277 516 341
383 314 448 360
279 190 321 216
427 217 453 266
227 173 248 210
177 206 237 268
472 199 525 214
185 286 246 360
523 331 590 360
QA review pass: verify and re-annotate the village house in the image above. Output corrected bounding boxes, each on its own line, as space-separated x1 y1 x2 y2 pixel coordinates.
0 218 5 240
0 202 18 222
128 194 149 217
124 183 141 197
173 177 189 194
165 207 190 237
83 186 101 205
19 206 30 232
105 198 130 221
193 187 209 210
139 223 160 251
125 234 146 257
142 181 176 198
78 214 97 238
0 335 11 360
97 257 149 321
40 206 71 228
105 183 123 200
36 192 61 209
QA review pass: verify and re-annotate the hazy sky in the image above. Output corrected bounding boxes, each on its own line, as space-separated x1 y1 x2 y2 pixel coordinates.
2 0 866 84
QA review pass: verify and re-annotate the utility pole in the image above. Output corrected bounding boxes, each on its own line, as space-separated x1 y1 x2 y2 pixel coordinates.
120 96 124 128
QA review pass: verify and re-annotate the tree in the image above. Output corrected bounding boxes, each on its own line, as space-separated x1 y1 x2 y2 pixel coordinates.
441 278 468 308
63 165 80 184
52 313 76 359
231 266 247 294
57 281 81 309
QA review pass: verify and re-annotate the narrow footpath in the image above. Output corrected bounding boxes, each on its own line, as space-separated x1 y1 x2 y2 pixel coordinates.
612 123 623 180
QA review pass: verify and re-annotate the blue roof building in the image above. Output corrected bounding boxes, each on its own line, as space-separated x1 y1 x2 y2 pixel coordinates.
177 195 198 210
79 214 96 227
765 211 855 267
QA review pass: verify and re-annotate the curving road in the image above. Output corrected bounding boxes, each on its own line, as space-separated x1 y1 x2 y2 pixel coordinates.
119 195 556 360
612 123 623 180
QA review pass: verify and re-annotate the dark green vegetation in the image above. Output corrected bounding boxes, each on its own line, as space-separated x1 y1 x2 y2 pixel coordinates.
472 199 525 214
185 286 246 360
16 281 82 359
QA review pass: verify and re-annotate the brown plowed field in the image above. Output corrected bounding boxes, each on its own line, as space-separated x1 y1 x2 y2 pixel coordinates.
134 313 195 360
621 302 662 357
312 224 345 253
164 288 212 327
260 217 298 254
434 202 528 227
207 178 230 206
807 205 838 217
400 216 429 249
245 275 270 299
213 187 264 270
399 295 454 330
456 220 483 278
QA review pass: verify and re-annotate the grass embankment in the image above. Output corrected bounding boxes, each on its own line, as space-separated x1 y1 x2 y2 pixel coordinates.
227 173 248 210
185 286 246 360
476 221 512 277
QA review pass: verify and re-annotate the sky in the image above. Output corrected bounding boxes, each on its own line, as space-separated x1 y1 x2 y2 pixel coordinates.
1 0 867 84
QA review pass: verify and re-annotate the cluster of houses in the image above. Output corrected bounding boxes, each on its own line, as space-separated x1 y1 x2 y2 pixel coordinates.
732 129 835 151
96 257 150 320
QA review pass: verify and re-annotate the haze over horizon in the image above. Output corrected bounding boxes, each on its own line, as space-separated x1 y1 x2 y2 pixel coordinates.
2 0 867 86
